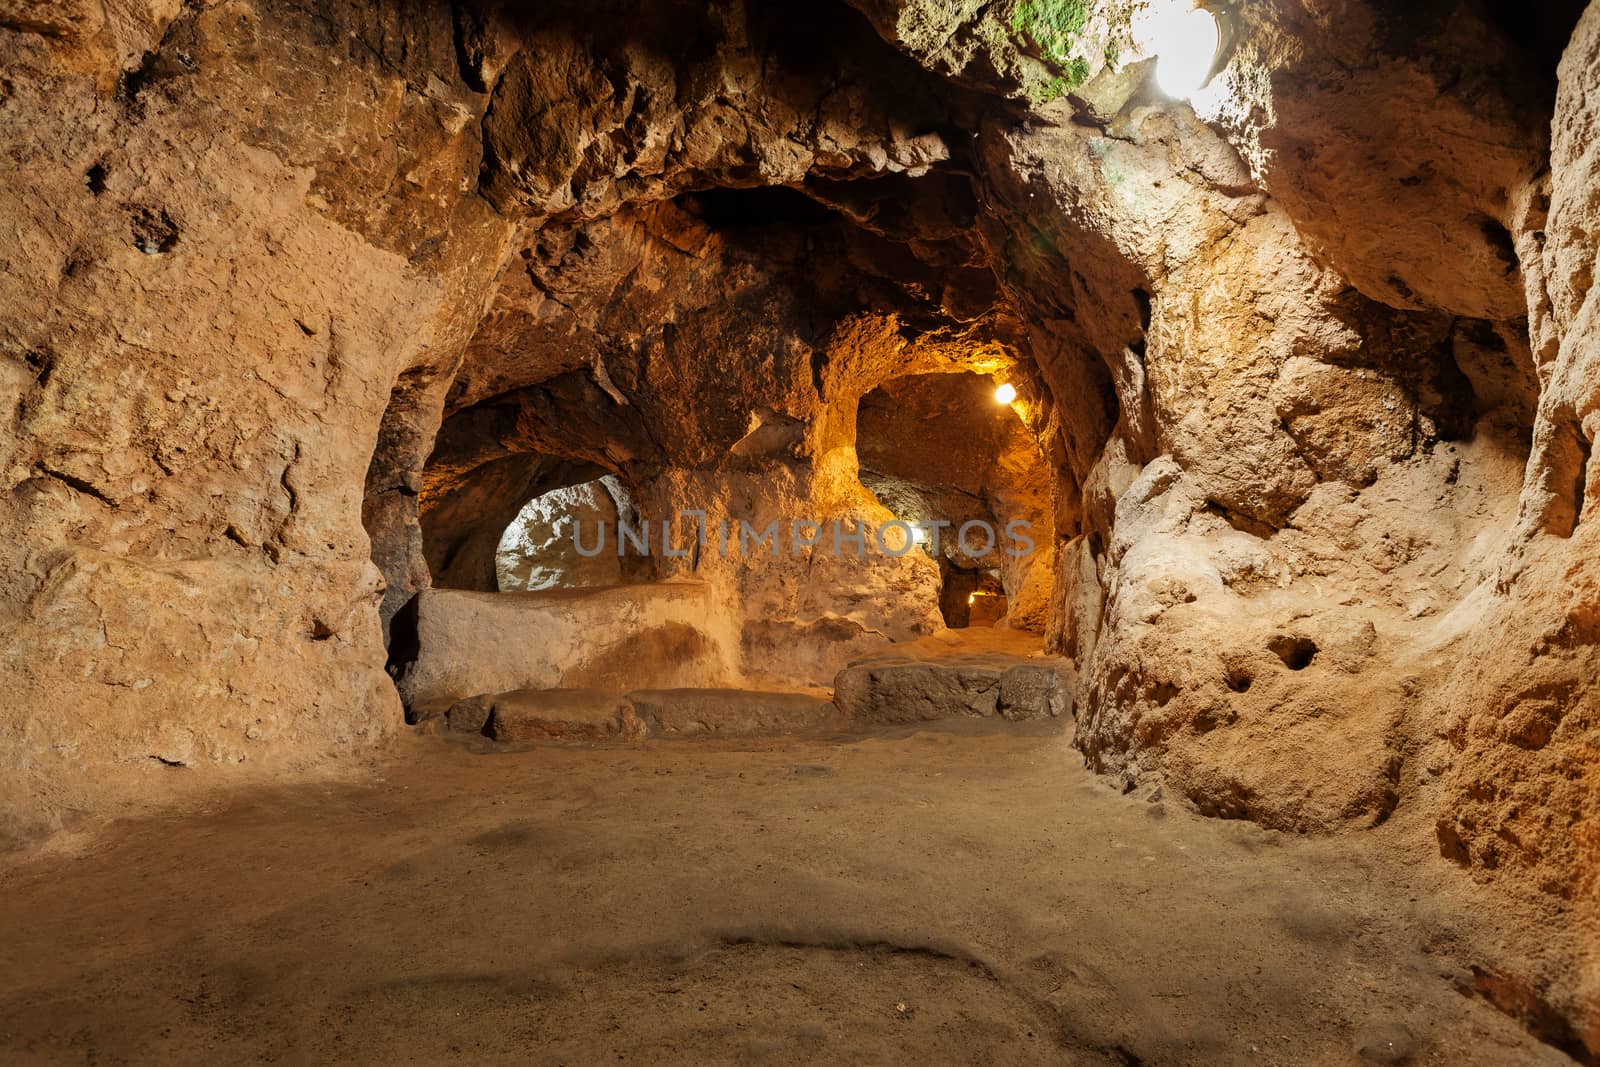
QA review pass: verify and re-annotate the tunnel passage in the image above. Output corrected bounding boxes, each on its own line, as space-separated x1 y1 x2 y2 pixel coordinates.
856 371 1056 631
422 451 614 594
372 158 1070 697
495 475 645 592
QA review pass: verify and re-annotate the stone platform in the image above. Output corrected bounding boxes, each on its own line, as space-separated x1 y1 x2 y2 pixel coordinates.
436 628 1074 743
832 628 1075 725
443 687 842 742
394 582 739 715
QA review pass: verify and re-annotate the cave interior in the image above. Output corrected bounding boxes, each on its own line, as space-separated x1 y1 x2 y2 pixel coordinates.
0 0 1598 1062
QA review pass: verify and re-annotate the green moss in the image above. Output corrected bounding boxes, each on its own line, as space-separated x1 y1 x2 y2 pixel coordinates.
1011 0 1091 69
1101 2 1135 71
1036 57 1088 101
1012 0 1103 97
1038 75 1068 102
1011 0 1091 43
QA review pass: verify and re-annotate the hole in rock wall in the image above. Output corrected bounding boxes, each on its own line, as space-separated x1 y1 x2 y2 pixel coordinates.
422 449 615 593
678 186 839 230
413 375 622 596
129 206 179 254
939 566 1007 629
1482 0 1591 97
1476 215 1520 277
495 475 652 592
1267 634 1319 672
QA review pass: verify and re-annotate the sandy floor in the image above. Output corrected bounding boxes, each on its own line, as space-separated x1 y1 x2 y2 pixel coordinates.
0 721 1571 1065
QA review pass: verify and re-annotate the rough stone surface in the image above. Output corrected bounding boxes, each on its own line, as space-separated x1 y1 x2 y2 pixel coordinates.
443 694 494 736
834 630 1074 724
1425 3 1600 1050
1195 1 1552 321
395 583 738 711
0 0 510 846
626 689 843 738
487 689 646 744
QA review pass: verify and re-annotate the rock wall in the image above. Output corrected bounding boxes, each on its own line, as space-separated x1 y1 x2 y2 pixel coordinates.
0 0 513 845
1432 3 1600 1049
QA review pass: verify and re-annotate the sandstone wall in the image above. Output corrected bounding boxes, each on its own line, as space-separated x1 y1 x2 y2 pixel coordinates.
1432 3 1600 1049
0 0 512 845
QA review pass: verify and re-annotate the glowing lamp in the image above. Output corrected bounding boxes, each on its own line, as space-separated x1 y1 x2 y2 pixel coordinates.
1133 1 1221 100
994 383 1017 404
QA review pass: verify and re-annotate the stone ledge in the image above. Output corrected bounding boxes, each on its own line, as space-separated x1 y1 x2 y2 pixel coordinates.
395 582 739 710
446 686 840 743
832 630 1076 724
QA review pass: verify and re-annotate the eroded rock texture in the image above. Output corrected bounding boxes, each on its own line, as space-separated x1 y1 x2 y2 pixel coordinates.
2 0 1597 1055
0 0 511 841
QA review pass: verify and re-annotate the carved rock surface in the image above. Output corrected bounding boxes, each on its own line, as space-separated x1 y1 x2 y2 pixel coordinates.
0 0 509 844
485 689 647 744
834 630 1074 724
396 584 739 712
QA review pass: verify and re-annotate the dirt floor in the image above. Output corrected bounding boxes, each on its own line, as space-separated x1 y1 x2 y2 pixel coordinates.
0 720 1575 1065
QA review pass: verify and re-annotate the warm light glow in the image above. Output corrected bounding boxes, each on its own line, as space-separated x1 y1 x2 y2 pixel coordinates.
993 383 1017 405
1132 1 1220 100
967 593 977 606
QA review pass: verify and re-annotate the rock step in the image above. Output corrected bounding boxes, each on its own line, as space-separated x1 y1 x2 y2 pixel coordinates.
831 631 1076 725
452 689 646 742
832 661 1073 724
629 689 847 738
445 687 842 743
442 635 1076 743
446 670 1069 744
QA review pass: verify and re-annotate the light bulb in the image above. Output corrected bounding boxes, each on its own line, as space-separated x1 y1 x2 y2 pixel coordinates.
1132 1 1220 101
994 383 1017 404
